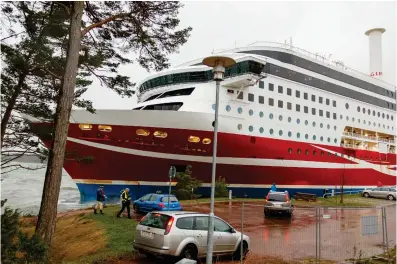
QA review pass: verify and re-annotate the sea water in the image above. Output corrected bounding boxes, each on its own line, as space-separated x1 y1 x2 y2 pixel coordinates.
1 162 88 215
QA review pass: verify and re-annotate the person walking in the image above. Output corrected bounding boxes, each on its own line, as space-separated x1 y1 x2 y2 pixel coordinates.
117 188 132 219
94 185 106 215
270 183 277 192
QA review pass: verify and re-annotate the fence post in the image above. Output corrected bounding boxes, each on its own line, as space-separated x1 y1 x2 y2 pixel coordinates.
315 207 319 264
319 207 321 263
240 201 244 264
382 207 390 262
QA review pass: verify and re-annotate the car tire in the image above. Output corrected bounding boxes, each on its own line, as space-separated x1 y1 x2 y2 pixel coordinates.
180 244 198 260
133 204 140 213
363 192 370 198
233 241 249 260
387 195 395 201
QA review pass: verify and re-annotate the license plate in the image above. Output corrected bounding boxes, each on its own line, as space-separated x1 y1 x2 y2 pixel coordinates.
274 204 282 207
141 231 154 239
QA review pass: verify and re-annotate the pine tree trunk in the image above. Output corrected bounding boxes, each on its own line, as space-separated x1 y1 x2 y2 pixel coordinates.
1 74 25 147
35 2 84 250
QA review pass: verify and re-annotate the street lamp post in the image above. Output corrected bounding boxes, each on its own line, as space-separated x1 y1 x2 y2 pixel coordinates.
202 56 236 264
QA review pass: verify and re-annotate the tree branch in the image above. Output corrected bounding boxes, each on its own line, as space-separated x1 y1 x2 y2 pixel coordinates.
1 31 26 41
81 12 130 36
56 2 70 16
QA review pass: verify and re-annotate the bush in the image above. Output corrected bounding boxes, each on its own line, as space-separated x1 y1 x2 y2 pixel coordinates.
215 176 229 198
174 165 202 200
1 199 47 264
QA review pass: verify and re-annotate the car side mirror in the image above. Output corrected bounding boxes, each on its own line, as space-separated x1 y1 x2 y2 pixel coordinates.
230 228 236 233
139 199 143 202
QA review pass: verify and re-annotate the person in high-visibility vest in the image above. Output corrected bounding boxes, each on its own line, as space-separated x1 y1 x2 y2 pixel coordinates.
117 188 131 219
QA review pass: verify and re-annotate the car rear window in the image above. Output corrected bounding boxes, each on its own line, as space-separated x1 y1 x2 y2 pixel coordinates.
140 213 171 230
161 196 179 203
268 193 287 202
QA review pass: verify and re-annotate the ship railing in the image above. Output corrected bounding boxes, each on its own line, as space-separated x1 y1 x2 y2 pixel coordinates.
342 143 395 153
342 131 395 144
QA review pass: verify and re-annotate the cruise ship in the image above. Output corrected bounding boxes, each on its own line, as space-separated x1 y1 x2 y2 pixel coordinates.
29 28 396 202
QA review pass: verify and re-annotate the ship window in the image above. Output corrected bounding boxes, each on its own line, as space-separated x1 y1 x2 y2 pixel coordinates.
287 88 292 96
345 103 349 109
279 115 283 121
259 81 264 88
328 152 331 156
297 132 301 138
352 117 355 122
297 118 300 124
340 114 343 119
269 98 274 106
377 112 380 117
320 123 323 128
79 124 92 131
287 102 292 110
383 113 385 119
288 148 292 153
249 126 254 132
259 95 264 104
259 127 264 133
296 90 300 98
363 108 366 114
305 120 308 125
327 137 330 142
333 100 336 107
238 107 243 114
278 100 283 108
304 93 308 100
387 114 389 120
326 98 330 105
259 111 264 118
312 108 316 115
136 129 150 136
313 150 317 155
319 97 323 104
188 136 200 143
143 87 195 102
334 138 337 143
154 131 168 138
98 125 112 132
279 130 283 136
202 138 211 144
305 134 309 139
320 136 324 141
326 111 330 118
368 109 371 116
226 105 231 112
249 109 254 116
278 85 283 94
363 120 366 124
269 83 274 91
321 150 324 156
297 148 301 154
296 104 301 112
312 121 316 127
333 113 337 119
137 102 183 111
305 149 309 155
237 124 242 130
327 124 330 129
319 109 323 116
392 116 394 121
311 94 315 102
269 113 274 119
237 92 243 100
248 93 254 102
304 106 308 113
288 131 292 137
269 128 274 135
334 125 337 130
373 110 375 116
313 135 316 141
288 117 292 122
357 106 360 112
212 104 216 110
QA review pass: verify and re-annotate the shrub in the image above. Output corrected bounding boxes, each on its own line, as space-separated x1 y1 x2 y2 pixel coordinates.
1 199 47 264
174 165 202 200
215 176 229 198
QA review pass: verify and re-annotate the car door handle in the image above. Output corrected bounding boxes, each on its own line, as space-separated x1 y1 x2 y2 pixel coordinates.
196 234 202 237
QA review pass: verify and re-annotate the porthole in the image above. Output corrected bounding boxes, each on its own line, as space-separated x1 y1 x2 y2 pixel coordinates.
202 138 211 144
79 124 92 130
334 138 337 143
340 115 343 119
352 117 355 122
373 110 375 116
154 131 167 138
358 119 360 123
249 125 254 132
357 106 360 112
327 124 330 129
321 151 324 156
346 116 349 121
345 103 349 109
249 109 254 116
305 120 308 125
369 121 371 126
297 118 300 124
305 149 309 155
136 128 150 136
363 108 366 114
279 115 283 121
237 124 242 130
226 105 231 112
188 136 200 143
297 149 301 154
259 127 264 133
212 104 216 110
288 131 292 137
328 152 331 156
313 150 317 156
269 113 274 119
327 137 330 142
363 120 366 124
238 107 243 114
312 121 316 127
334 125 337 131
288 117 292 122
297 132 301 138
288 148 292 154
313 135 316 140
320 123 323 128
382 113 385 119
269 128 274 135
259 111 264 118
387 114 389 120
98 125 112 132
320 136 323 141
279 130 283 136
305 134 309 139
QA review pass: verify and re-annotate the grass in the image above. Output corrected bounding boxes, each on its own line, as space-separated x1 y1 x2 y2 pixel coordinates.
180 197 265 205
292 194 385 207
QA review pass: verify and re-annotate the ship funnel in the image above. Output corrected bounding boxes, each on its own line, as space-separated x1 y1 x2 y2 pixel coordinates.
365 28 385 79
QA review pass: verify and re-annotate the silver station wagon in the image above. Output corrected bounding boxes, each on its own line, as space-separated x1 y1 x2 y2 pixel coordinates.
133 211 250 261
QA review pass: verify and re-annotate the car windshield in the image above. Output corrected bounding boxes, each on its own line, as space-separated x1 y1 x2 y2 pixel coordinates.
268 193 287 202
139 213 171 230
161 196 178 203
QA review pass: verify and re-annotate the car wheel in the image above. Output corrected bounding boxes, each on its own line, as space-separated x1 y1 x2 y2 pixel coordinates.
387 195 395 201
363 193 370 198
145 253 157 260
233 241 249 260
180 244 198 260
133 204 140 213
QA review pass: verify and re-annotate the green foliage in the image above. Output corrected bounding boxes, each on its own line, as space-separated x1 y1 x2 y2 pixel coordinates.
1 199 47 264
175 165 202 200
215 176 229 198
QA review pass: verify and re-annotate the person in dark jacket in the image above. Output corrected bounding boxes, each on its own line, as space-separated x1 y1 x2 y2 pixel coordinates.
117 188 131 218
94 185 106 214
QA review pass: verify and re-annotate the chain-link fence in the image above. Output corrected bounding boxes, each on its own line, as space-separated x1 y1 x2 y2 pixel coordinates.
231 201 396 264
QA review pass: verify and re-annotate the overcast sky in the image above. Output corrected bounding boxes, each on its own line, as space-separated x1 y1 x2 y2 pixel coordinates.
81 1 396 110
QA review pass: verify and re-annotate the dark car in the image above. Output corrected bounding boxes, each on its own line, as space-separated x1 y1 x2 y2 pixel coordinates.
133 193 182 213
